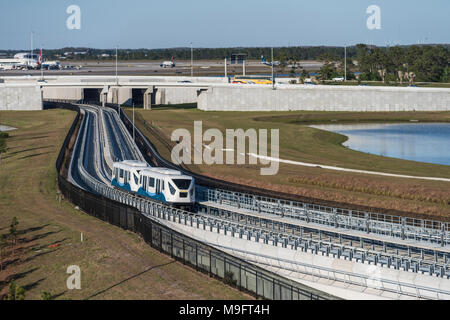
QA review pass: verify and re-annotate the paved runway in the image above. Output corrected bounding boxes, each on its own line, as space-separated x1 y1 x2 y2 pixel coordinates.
0 60 324 77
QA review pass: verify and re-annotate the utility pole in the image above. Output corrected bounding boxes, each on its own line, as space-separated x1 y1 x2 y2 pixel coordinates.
115 46 118 86
40 45 44 81
344 45 347 82
190 42 193 78
224 58 227 78
31 32 33 58
271 47 275 90
243 59 246 76
133 103 135 141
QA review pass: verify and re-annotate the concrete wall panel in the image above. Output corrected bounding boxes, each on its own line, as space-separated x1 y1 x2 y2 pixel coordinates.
0 84 43 110
198 85 450 112
43 87 83 101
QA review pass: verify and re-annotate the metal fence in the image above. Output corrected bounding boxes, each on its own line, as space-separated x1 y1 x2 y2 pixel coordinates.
200 188 449 247
53 102 333 300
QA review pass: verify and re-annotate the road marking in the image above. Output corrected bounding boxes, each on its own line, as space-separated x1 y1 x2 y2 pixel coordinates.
246 153 450 182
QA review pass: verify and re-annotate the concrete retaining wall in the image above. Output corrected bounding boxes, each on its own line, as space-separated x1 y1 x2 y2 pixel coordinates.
42 87 83 102
0 84 43 110
155 87 199 105
198 85 450 112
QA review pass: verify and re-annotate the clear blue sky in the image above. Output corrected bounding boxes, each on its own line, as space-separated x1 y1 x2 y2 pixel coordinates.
1 0 449 50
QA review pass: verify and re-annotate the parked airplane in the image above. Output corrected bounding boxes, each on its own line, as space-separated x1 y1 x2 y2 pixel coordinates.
160 56 176 68
261 55 280 67
0 52 40 70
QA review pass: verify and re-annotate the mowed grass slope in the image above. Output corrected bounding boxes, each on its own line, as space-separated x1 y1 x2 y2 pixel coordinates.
128 107 450 220
0 109 250 300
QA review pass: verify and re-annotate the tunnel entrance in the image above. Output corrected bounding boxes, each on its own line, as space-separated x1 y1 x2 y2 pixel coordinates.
83 88 101 103
132 89 146 106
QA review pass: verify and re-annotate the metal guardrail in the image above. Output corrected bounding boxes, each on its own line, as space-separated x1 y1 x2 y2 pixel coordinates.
221 246 450 300
195 200 450 278
201 188 449 247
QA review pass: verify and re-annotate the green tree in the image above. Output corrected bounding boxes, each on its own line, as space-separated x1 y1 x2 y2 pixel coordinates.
441 66 450 83
387 46 406 83
0 132 8 164
6 281 26 300
0 234 6 271
319 63 338 80
41 290 53 300
9 217 19 256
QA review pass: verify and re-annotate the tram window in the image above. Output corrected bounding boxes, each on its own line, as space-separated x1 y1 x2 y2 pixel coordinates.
149 177 155 188
119 169 124 178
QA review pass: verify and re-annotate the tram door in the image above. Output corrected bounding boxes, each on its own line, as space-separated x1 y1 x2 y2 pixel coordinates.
156 179 161 194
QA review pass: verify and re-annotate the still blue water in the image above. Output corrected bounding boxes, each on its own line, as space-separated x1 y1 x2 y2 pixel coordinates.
312 123 450 166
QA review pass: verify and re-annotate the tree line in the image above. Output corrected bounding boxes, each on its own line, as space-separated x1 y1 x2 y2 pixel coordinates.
354 44 449 83
1 44 448 83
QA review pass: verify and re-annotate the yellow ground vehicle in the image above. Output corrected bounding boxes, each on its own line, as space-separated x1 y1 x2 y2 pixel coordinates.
232 75 273 84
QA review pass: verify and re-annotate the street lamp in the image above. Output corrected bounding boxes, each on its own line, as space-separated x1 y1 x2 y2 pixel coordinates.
190 42 193 78
344 45 347 82
271 47 275 90
40 45 44 81
133 103 135 142
115 46 118 86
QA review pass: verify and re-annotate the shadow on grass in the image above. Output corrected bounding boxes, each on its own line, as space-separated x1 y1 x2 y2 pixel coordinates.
22 247 61 264
12 135 51 141
3 146 53 159
1 267 39 287
85 261 176 300
0 257 20 270
51 290 68 300
17 152 53 160
23 230 62 244
22 278 46 291
149 103 197 111
17 224 51 236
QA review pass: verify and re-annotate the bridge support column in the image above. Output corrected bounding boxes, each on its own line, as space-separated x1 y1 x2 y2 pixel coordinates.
101 86 109 107
144 86 154 110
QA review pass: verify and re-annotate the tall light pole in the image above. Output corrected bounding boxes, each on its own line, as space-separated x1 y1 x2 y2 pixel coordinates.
115 46 118 86
271 47 275 90
344 45 347 82
40 45 44 81
132 103 135 141
224 57 227 78
190 42 193 78
31 32 34 58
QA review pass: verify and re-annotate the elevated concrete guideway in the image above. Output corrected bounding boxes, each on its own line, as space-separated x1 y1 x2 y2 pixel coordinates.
40 81 212 109
2 75 223 110
1 75 450 111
